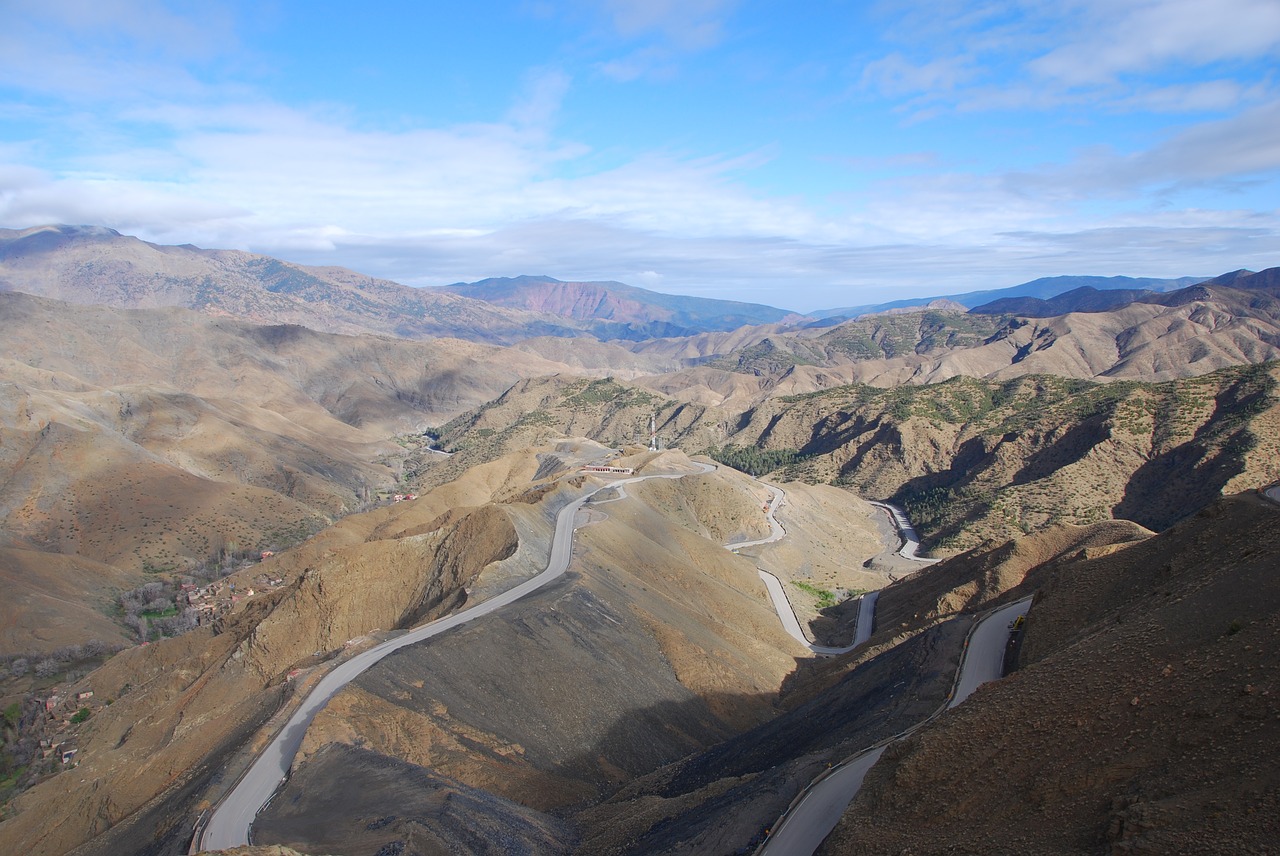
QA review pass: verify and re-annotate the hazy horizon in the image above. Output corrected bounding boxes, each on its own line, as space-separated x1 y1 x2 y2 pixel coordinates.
2 1 1277 310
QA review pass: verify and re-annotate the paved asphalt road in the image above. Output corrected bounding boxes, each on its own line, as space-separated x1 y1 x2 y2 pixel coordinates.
738 482 898 656
759 597 1032 856
756 574 879 656
948 599 1032 709
726 483 787 550
869 501 938 563
199 462 714 851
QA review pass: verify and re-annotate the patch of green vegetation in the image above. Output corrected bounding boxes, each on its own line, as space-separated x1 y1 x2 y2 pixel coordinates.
564 377 659 409
70 707 91 725
515 410 557 428
793 580 838 609
246 258 330 296
819 311 1006 361
705 445 806 477
704 340 815 375
0 764 27 794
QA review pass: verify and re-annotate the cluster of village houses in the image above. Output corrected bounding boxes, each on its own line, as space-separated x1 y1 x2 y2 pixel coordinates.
178 564 287 626
33 562 293 773
36 687 97 767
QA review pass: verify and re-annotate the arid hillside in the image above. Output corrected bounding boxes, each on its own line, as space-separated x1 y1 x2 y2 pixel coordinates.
820 491 1280 855
571 518 1152 855
0 291 647 656
441 274 803 339
728 362 1280 551
0 444 592 855
625 269 1280 410
0 444 888 856
431 364 1280 553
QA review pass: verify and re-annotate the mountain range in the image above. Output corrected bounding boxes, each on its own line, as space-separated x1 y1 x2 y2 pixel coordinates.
0 224 1278 856
441 274 804 339
0 224 1233 344
813 274 1209 319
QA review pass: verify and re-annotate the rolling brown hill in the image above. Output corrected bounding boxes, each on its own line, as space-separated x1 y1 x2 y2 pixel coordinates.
441 275 804 339
3 223 1280 856
0 445 564 856
621 269 1280 410
0 444 884 856
7 225 1278 394
0 291 646 655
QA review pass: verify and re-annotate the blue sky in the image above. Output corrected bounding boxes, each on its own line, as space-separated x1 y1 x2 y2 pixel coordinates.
2 0 1278 311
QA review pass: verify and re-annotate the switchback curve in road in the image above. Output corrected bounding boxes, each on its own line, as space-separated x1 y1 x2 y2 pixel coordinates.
725 483 787 550
721 481 869 655
869 501 939 563
758 598 1032 856
199 462 715 851
734 483 898 656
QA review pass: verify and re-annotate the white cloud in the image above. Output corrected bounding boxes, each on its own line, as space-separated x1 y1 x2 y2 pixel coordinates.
992 99 1280 200
602 0 737 50
0 166 246 231
3 0 1278 312
506 68 573 131
860 0 1280 115
598 46 678 82
0 0 236 101
1030 0 1280 85
860 52 974 98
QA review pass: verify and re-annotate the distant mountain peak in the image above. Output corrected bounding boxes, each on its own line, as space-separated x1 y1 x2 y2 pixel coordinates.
440 274 805 339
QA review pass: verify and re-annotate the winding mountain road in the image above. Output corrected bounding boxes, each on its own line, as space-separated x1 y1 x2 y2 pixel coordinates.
869 501 938 563
198 462 715 851
739 487 926 655
726 483 787 550
758 598 1032 856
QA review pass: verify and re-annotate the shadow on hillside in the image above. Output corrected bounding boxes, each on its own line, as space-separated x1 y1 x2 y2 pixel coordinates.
250 615 971 856
558 618 970 856
1009 416 1111 486
881 434 994 500
1113 386 1258 530
807 596 863 648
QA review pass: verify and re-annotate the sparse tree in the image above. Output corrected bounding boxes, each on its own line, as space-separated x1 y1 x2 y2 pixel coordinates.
52 645 82 663
9 658 28 677
126 614 147 642
33 659 58 678
83 639 107 658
